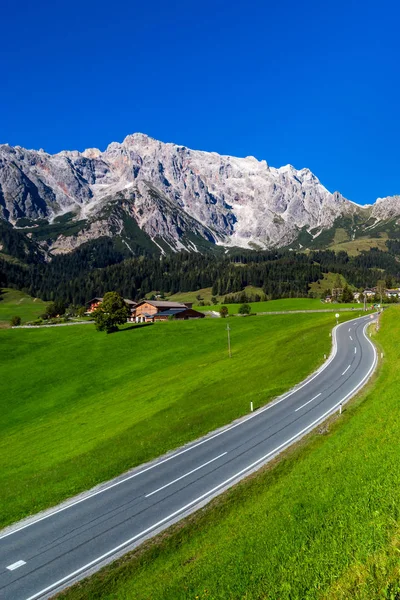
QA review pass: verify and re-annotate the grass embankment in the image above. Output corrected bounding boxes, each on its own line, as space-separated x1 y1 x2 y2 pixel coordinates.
57 307 400 600
195 297 363 314
1 312 352 528
0 288 46 327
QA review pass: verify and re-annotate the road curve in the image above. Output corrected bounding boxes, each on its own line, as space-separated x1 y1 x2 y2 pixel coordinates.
0 314 378 600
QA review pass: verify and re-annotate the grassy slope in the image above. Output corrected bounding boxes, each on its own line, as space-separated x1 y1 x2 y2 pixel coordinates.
195 297 363 313
0 312 354 528
0 288 47 327
160 285 265 304
309 272 351 294
328 236 388 255
57 307 400 600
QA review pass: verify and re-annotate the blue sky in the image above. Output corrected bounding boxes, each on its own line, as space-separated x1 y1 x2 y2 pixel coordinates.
1 0 399 204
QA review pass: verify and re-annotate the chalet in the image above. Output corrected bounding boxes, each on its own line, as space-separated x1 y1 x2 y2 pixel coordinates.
132 300 204 323
86 298 103 313
86 297 137 316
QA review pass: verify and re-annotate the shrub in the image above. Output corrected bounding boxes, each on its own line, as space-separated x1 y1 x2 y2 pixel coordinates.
239 303 251 315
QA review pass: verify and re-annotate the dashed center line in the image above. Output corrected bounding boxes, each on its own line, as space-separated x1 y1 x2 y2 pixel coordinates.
145 452 227 497
295 393 321 412
349 335 353 340
6 560 26 571
354 347 357 354
342 365 351 375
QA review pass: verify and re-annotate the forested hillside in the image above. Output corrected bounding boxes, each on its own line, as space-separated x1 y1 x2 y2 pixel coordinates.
1 233 400 305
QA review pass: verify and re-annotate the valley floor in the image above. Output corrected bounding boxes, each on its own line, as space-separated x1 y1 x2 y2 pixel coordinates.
1 312 353 528
56 307 400 600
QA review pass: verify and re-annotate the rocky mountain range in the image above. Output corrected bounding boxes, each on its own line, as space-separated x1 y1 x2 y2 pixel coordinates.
1 133 399 256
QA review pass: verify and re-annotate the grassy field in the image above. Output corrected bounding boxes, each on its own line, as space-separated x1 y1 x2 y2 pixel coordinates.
0 312 356 528
195 297 363 314
57 307 400 600
0 288 47 327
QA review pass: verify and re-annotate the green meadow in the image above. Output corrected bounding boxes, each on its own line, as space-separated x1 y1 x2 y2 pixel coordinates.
58 308 400 600
195 297 363 313
0 288 47 327
0 311 352 527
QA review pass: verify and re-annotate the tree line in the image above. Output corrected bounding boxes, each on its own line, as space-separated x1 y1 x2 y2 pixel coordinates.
1 236 400 306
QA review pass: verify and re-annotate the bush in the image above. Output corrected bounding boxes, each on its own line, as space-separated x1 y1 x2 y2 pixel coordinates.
219 306 229 318
10 315 21 327
239 303 251 315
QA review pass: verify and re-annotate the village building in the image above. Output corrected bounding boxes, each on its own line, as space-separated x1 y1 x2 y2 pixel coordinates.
86 298 103 313
385 288 400 298
86 297 137 317
131 300 205 323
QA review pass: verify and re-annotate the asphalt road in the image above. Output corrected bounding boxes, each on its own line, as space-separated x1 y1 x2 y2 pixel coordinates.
0 314 377 600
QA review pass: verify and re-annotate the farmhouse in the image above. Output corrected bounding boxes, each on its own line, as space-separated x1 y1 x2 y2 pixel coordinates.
86 297 137 316
132 300 205 323
86 298 103 313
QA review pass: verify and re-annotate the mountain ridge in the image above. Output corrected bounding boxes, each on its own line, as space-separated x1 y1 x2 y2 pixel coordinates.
1 133 399 256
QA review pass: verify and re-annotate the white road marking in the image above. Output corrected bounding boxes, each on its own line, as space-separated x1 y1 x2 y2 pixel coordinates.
295 393 321 412
0 315 369 543
354 347 357 354
145 453 227 498
24 338 378 600
6 560 26 571
349 335 353 340
342 365 351 375
348 328 351 331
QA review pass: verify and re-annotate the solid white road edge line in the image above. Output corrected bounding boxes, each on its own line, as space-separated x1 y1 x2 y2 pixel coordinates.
145 452 227 498
0 315 369 542
24 322 377 600
295 393 322 412
6 560 26 571
342 365 351 375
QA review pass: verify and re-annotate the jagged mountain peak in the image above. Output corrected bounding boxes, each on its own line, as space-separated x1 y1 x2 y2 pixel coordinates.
0 133 399 256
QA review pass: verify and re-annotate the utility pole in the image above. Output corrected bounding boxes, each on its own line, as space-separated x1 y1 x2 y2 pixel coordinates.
226 324 232 358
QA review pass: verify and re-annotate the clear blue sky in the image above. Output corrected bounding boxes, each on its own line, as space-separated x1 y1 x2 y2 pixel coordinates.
2 0 399 204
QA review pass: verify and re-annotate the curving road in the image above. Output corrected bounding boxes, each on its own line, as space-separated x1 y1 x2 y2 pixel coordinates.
0 314 377 600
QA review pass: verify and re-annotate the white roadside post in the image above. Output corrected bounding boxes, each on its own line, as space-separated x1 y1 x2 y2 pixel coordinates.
339 402 342 415
335 313 340 326
250 401 253 412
